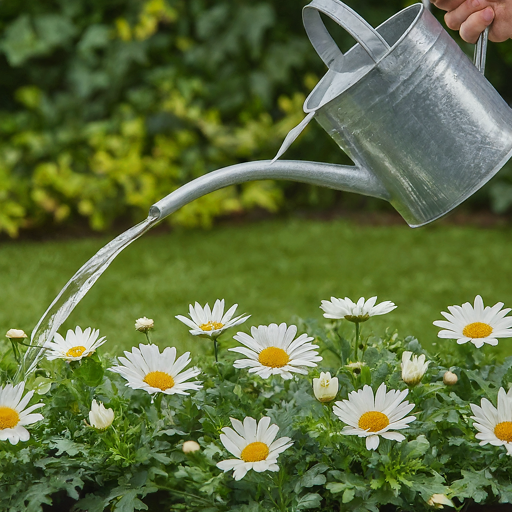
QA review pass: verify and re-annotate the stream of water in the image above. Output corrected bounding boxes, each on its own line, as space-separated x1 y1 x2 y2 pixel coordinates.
19 212 160 380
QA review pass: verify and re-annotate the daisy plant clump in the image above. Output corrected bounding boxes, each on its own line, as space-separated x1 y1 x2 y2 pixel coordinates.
176 299 250 362
4 296 512 510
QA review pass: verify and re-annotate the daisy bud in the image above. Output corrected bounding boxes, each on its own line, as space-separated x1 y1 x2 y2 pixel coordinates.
6 329 28 340
313 372 339 403
427 494 455 508
345 361 366 375
88 400 114 430
182 440 201 454
135 317 154 332
401 351 429 387
443 371 458 386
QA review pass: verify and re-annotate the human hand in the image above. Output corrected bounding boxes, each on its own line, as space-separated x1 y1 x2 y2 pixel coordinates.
431 0 512 43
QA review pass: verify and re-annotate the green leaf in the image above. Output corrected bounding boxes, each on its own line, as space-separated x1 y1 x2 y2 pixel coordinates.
300 463 328 488
402 435 430 460
49 438 86 456
342 488 355 503
74 357 104 386
296 493 322 510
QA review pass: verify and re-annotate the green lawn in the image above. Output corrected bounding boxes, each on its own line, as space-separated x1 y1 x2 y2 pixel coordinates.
2 217 512 360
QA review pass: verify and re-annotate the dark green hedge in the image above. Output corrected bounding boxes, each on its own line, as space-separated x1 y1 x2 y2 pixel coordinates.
0 0 511 236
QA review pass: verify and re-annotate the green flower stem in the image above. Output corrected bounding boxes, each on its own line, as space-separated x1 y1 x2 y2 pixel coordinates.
153 392 164 412
354 322 360 361
213 336 219 363
10 339 21 364
157 487 212 506
145 331 152 344
323 402 334 433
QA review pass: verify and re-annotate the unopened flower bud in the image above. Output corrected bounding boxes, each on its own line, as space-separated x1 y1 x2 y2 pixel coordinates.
88 400 114 430
182 440 200 453
401 351 429 387
6 329 28 339
427 494 455 508
313 372 339 403
345 361 366 375
443 371 458 386
135 317 154 332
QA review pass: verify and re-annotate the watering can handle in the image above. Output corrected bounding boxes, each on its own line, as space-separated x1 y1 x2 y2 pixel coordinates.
474 26 489 74
303 0 390 71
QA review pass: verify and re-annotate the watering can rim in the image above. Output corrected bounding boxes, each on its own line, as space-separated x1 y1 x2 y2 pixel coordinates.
303 2 425 113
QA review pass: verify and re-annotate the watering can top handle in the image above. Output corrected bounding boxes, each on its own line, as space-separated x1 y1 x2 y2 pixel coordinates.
303 0 489 74
302 0 390 70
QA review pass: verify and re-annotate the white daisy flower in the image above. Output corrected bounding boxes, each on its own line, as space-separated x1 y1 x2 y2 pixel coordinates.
109 343 202 396
321 296 396 323
44 326 107 361
470 387 512 455
217 416 293 481
176 299 250 338
333 382 416 450
433 295 512 348
230 323 322 380
401 351 429 387
0 382 44 445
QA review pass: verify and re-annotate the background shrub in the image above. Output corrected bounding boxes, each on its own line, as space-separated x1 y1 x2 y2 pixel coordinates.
1 0 512 237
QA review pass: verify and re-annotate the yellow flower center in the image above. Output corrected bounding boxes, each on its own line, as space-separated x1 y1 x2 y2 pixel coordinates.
258 347 290 368
0 406 20 429
66 346 87 358
462 322 493 339
143 371 175 391
240 441 269 462
358 411 390 432
200 321 224 332
494 421 512 442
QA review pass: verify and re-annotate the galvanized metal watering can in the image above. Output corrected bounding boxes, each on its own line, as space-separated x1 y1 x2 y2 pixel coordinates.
150 0 512 228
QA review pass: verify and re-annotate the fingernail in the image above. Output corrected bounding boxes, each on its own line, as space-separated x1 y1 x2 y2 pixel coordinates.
483 7 494 22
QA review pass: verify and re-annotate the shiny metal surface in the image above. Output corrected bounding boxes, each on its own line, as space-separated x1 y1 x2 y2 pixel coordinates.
474 26 489 73
303 1 512 226
150 159 389 220
303 0 389 71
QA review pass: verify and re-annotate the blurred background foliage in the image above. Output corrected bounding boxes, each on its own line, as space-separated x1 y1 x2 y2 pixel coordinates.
1 0 512 237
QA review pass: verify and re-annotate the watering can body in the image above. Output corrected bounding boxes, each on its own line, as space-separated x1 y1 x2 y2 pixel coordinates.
152 1 512 228
302 1 512 227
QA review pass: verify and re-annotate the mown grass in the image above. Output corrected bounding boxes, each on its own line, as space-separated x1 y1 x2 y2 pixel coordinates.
2 217 512 360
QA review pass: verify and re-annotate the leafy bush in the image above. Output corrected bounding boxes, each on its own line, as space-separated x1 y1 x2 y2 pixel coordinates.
1 0 512 236
3 297 512 511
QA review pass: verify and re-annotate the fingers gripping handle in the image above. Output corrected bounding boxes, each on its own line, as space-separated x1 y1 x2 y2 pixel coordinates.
302 0 390 72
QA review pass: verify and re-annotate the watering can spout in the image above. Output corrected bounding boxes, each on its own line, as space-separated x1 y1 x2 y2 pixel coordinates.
149 160 389 221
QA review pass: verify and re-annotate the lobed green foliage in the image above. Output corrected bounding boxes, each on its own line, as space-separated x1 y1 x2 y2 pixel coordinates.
1 0 512 237
2 312 512 511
